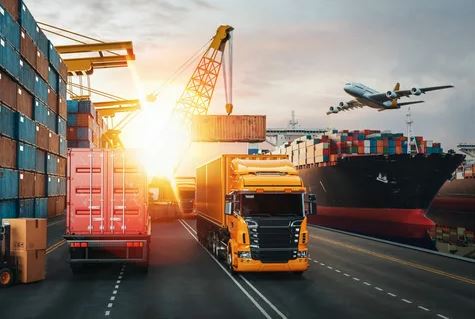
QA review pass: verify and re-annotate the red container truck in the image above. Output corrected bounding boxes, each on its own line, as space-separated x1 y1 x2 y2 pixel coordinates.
65 149 151 273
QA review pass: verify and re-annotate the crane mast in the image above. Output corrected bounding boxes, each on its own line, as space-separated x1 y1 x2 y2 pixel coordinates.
173 25 234 123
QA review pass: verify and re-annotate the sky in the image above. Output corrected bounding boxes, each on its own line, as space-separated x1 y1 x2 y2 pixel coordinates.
27 0 474 152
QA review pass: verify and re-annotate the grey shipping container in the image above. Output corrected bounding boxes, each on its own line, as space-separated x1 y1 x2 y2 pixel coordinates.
0 167 18 199
0 199 17 219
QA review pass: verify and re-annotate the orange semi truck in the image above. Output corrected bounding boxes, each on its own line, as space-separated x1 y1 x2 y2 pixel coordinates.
195 154 316 273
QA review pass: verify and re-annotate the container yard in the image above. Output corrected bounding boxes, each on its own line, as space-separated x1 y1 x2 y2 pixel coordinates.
1 1 474 319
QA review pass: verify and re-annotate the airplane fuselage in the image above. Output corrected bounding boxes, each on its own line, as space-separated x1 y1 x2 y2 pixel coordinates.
344 83 393 109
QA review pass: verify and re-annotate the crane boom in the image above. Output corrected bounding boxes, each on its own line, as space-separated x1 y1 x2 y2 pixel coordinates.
173 25 234 123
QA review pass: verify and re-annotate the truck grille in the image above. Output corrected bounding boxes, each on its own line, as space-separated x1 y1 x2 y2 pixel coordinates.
248 218 302 263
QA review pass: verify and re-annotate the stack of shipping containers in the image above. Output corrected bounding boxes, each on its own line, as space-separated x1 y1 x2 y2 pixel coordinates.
66 99 106 148
273 130 443 168
0 0 67 220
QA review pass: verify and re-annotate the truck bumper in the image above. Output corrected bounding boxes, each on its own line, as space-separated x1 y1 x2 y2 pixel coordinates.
66 238 149 264
235 258 309 272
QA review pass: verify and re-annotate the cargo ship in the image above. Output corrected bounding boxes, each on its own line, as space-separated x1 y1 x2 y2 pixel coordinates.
272 130 464 247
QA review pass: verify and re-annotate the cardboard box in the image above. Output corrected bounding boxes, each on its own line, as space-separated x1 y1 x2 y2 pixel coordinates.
2 218 47 250
11 249 46 283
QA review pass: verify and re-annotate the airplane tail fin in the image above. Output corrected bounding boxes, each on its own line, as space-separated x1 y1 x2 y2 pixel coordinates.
394 82 400 91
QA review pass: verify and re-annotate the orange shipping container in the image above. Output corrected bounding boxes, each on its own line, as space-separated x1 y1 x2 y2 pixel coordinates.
35 124 49 151
192 115 266 142
19 171 36 198
0 135 17 168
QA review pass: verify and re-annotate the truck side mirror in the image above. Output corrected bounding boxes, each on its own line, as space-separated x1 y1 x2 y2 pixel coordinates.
307 194 317 215
224 194 234 215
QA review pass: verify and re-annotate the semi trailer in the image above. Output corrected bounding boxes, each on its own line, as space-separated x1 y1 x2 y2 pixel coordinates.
195 154 316 273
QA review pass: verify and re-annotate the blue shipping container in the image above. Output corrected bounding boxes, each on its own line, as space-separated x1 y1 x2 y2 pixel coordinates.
67 140 92 148
17 142 36 171
48 65 58 92
16 113 36 145
46 108 56 132
46 153 58 175
59 177 66 195
47 175 59 196
34 99 48 126
59 136 67 157
0 168 19 200
0 102 16 138
34 197 47 218
78 100 96 117
57 116 66 136
35 149 46 173
58 77 66 98
0 36 19 79
19 1 38 43
47 40 61 72
67 100 79 113
19 198 35 218
35 75 48 103
0 199 18 219
19 58 35 93
36 30 48 57
0 5 20 49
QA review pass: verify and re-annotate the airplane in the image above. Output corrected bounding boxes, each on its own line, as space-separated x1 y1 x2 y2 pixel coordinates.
326 82 453 115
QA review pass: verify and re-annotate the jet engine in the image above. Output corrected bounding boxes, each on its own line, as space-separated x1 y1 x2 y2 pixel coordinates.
329 106 335 112
411 87 422 96
339 102 348 108
386 91 397 99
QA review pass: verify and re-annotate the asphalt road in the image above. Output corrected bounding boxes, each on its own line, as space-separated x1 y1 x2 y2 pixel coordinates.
0 217 474 319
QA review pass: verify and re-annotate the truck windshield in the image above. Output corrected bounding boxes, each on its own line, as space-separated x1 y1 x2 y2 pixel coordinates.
240 193 303 217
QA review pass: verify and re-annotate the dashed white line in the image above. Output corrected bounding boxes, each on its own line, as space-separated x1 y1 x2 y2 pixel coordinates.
401 299 412 304
418 306 430 312
387 293 397 297
118 275 123 279
344 273 350 277
107 303 113 308
112 290 117 295
115 285 119 289
375 287 383 291
437 314 449 319
320 263 325 266
352 277 360 281
335 269 341 273
116 280 121 284
327 266 333 270
105 310 110 316
110 296 115 301
363 282 371 286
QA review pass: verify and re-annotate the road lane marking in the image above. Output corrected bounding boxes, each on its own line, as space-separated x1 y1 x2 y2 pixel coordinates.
387 293 396 297
107 303 113 308
353 277 360 281
110 296 115 301
113 290 117 295
115 285 119 289
363 282 371 286
311 235 475 286
46 239 66 254
179 219 273 319
344 273 350 277
320 263 325 266
418 306 429 311
335 269 341 273
105 311 110 316
239 275 288 319
375 287 383 291
327 266 333 270
437 314 449 319
401 299 412 304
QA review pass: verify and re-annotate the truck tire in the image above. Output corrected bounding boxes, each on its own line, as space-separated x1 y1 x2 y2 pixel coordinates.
0 268 14 287
226 245 236 274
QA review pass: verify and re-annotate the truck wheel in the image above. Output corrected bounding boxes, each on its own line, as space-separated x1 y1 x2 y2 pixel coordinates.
226 245 236 274
0 268 14 288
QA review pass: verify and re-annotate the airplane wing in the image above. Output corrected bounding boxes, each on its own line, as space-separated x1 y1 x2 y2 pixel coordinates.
327 100 363 115
369 85 453 101
377 100 424 112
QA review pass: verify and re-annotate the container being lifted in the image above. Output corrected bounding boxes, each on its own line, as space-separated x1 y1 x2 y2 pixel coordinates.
195 154 316 273
65 149 150 272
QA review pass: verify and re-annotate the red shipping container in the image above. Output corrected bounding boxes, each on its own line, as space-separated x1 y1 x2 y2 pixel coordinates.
58 96 67 119
59 62 68 82
47 89 58 113
70 113 94 127
0 0 19 19
17 86 33 118
57 157 66 177
34 173 46 197
36 123 49 151
66 149 149 236
20 29 37 69
19 170 35 198
36 50 49 81
0 135 16 168
0 70 17 109
48 131 59 155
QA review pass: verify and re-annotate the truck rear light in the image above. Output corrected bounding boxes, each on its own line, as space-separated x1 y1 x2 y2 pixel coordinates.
126 242 144 247
80 242 88 247
70 242 88 248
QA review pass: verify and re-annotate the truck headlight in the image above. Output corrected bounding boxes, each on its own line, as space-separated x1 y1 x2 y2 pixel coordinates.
238 251 252 259
297 250 308 258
